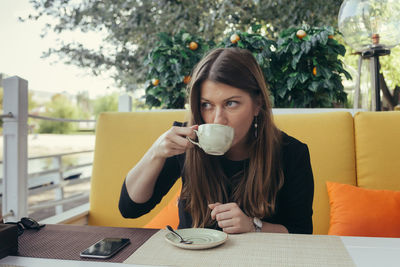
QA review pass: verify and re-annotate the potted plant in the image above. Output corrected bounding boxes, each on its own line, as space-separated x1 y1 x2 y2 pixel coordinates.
144 25 352 109
144 31 211 109
271 25 352 108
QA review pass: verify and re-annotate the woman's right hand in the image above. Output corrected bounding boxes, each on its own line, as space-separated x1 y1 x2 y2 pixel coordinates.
152 125 198 159
125 124 198 204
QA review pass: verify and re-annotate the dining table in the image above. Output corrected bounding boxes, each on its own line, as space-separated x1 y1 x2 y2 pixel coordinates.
0 224 399 267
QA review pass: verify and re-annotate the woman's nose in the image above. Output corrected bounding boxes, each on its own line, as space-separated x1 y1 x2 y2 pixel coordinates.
213 108 228 125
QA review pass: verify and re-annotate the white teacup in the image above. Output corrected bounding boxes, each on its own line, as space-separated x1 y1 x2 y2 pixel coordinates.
187 124 234 155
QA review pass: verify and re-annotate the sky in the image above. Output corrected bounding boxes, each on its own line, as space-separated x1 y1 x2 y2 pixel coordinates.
0 0 120 99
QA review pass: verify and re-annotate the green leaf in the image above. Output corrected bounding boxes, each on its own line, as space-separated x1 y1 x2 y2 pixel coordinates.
277 85 287 98
251 24 262 32
342 69 353 80
319 65 332 79
309 81 319 92
299 72 308 83
337 45 346 56
256 53 264 66
291 43 300 55
304 41 311 54
169 58 178 64
282 42 292 53
302 35 311 41
291 52 302 69
319 31 329 45
287 76 297 90
143 58 150 66
155 64 164 73
182 33 191 42
237 40 245 48
158 32 172 45
179 49 189 60
325 26 335 35
324 79 334 90
277 38 286 47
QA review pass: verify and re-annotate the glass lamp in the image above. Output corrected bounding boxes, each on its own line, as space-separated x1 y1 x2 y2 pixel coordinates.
338 0 400 110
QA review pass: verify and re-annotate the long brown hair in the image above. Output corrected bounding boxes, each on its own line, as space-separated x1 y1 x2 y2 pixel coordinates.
182 48 283 228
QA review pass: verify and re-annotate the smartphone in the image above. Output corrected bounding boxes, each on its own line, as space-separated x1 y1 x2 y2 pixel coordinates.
80 238 130 259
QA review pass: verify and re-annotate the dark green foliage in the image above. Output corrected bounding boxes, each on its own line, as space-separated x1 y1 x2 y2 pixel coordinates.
144 25 351 108
24 0 341 91
25 1 351 109
144 31 212 109
217 25 350 108
272 25 352 108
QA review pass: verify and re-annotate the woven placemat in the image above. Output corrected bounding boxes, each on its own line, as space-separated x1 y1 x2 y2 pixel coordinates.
16 224 157 262
124 230 355 267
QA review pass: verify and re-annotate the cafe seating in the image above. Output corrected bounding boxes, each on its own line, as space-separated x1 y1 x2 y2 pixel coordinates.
88 111 188 229
86 110 400 236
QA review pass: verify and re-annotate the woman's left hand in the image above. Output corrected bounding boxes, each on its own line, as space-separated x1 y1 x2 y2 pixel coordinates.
209 202 254 234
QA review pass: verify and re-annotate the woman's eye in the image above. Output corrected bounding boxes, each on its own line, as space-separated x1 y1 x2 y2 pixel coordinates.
226 101 238 107
201 102 211 109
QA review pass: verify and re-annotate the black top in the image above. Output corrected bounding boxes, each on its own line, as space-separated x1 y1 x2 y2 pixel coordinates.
119 132 314 234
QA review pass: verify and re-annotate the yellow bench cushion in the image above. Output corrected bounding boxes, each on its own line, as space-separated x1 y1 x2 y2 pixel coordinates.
274 112 356 234
89 111 188 228
354 111 400 190
89 110 358 234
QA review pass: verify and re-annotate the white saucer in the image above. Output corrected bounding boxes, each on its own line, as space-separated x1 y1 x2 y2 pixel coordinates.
165 228 228 250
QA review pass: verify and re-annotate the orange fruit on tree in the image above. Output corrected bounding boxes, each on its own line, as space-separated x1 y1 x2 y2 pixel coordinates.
189 41 198 51
152 78 159 86
183 75 191 84
328 35 334 39
312 67 317 76
296 30 307 40
230 33 240 44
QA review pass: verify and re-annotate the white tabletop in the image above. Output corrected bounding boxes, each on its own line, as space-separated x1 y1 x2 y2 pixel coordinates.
0 256 166 267
1 236 399 267
341 236 400 267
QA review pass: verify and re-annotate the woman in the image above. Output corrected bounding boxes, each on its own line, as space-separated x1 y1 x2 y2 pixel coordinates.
119 48 314 234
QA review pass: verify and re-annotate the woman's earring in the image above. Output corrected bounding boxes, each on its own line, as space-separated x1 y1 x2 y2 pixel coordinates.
254 116 258 138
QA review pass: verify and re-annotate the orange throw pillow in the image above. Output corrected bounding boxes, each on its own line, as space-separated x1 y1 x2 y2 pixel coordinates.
327 181 400 237
143 190 180 229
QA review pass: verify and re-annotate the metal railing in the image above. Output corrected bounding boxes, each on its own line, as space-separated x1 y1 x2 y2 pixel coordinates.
0 75 136 224
1 76 132 222
0 112 13 119
0 150 93 218
28 114 96 123
22 113 95 217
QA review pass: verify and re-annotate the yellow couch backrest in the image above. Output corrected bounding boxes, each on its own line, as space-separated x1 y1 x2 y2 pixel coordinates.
274 112 356 234
88 111 188 228
354 111 400 190
89 110 357 234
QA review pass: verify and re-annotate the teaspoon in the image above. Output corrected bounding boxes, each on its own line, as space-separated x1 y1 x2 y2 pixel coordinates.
166 225 193 244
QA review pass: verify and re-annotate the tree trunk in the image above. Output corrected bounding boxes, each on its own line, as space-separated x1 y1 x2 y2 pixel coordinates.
378 72 396 109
